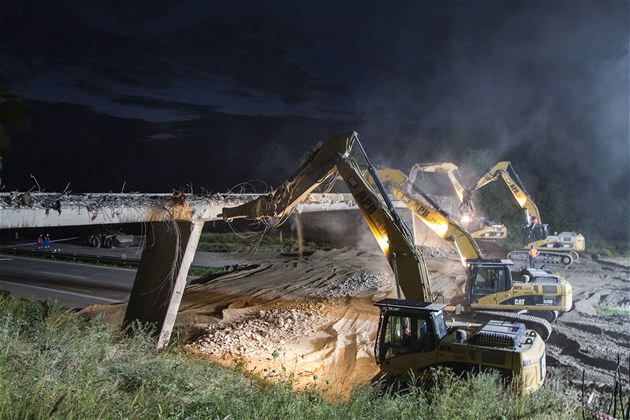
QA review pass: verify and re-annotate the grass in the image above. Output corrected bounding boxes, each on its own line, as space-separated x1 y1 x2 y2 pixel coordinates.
187 266 224 277
596 305 630 317
582 235 630 258
0 294 579 419
196 231 325 253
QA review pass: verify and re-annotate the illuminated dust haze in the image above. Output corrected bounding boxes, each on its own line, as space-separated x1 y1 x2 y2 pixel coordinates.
0 1 628 241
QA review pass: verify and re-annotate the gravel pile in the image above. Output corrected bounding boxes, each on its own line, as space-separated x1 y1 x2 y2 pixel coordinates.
419 246 455 258
311 272 386 298
187 303 329 358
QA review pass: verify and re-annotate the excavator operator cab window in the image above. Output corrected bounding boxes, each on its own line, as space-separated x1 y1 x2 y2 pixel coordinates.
382 313 435 361
471 266 509 297
415 319 434 352
382 315 412 359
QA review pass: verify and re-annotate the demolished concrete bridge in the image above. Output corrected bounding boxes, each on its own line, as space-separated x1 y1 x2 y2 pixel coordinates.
0 191 367 347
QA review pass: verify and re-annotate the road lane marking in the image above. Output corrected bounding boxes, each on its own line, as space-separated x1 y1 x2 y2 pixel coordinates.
0 280 122 303
37 271 86 279
59 285 91 293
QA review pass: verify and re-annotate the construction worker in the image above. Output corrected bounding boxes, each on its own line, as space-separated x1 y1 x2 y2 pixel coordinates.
529 245 539 268
528 215 538 229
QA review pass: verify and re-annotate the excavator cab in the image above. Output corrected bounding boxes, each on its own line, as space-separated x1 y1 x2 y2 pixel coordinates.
523 223 550 244
467 259 514 304
466 258 571 328
374 299 448 376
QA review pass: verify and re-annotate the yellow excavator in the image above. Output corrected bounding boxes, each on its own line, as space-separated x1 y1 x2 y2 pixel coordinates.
220 132 546 393
465 161 585 266
376 167 571 333
408 162 507 240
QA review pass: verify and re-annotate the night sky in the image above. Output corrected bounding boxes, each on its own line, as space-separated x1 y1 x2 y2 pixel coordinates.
0 1 628 238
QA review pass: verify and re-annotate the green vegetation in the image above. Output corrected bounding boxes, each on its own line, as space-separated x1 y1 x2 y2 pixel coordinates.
581 234 630 259
0 294 577 419
187 265 223 277
596 305 630 317
197 231 323 253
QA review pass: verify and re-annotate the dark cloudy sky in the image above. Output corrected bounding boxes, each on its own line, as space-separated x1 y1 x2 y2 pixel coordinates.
0 1 628 238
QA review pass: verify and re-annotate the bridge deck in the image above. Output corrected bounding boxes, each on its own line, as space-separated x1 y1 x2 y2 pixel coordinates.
0 192 360 229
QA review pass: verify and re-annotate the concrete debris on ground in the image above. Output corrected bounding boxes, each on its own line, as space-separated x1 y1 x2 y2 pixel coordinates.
419 245 456 258
311 272 385 298
186 302 331 358
79 246 629 400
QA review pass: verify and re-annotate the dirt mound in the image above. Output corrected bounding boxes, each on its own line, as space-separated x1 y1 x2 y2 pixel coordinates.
83 247 630 400
176 248 392 398
542 255 630 389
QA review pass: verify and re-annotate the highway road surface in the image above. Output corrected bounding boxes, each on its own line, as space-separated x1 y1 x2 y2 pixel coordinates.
0 255 135 308
0 238 248 309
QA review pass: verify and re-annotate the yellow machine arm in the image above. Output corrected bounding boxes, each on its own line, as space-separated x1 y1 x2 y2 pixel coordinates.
408 162 477 217
376 168 484 262
408 162 466 202
467 161 541 223
220 132 432 302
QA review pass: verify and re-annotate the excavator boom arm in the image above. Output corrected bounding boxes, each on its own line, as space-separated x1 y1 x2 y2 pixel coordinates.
221 132 432 302
469 161 541 222
377 167 484 261
409 162 466 202
220 134 352 221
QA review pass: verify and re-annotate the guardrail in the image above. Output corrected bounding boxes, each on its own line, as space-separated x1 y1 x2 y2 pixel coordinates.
0 246 140 267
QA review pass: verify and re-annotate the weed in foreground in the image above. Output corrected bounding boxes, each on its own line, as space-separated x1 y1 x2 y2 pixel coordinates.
0 294 578 419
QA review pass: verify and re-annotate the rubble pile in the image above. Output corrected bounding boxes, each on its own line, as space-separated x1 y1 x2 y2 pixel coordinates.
420 245 455 258
311 272 386 298
187 303 330 358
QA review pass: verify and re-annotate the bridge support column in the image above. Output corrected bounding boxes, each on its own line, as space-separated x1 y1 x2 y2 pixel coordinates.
123 219 204 348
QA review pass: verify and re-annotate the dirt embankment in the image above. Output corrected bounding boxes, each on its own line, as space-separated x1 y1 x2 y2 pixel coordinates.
544 255 630 388
84 247 630 400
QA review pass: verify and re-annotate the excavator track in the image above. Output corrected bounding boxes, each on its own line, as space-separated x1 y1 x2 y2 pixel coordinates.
474 310 553 341
507 250 575 266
